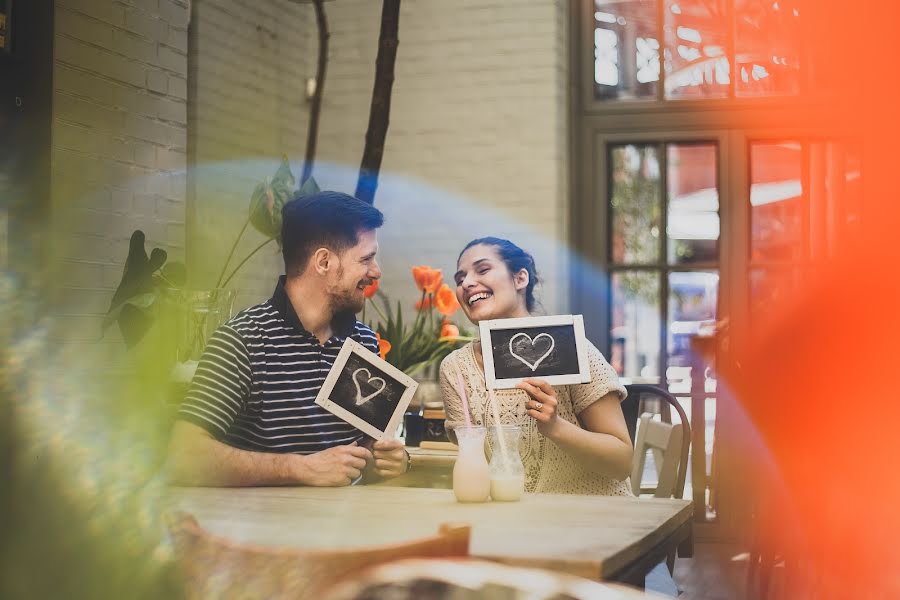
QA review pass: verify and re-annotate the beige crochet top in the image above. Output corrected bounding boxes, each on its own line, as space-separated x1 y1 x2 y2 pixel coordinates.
439 341 633 496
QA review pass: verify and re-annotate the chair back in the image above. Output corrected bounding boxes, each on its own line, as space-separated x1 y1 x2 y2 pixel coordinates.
630 413 684 498
624 384 691 499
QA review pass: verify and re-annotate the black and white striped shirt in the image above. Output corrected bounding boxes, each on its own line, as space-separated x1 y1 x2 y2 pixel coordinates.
178 276 380 454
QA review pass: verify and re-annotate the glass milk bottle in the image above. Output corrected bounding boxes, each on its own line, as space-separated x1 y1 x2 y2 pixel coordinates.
452 426 491 503
488 425 526 501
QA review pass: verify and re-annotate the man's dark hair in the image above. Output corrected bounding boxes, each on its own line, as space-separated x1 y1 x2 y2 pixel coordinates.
281 190 384 275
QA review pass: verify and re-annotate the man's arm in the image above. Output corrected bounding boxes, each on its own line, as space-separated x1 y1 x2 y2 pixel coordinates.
166 421 372 487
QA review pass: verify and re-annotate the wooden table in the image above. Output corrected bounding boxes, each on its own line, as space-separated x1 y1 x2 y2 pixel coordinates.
166 485 692 586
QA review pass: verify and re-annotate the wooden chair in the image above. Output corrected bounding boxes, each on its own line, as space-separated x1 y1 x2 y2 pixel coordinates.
167 512 470 600
624 384 693 577
623 383 691 500
630 413 686 500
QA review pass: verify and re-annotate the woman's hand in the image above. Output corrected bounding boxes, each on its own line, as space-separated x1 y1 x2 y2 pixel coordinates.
516 378 562 437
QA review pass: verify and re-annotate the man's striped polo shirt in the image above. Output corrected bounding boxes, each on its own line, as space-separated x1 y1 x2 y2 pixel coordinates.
178 276 380 454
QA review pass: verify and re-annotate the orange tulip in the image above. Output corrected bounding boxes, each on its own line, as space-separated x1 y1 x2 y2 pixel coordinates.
412 266 443 294
362 279 379 298
434 283 460 316
376 333 391 360
415 296 433 311
440 321 460 340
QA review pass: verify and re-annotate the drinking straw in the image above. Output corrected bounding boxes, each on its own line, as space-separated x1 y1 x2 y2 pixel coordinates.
454 366 473 427
487 387 510 462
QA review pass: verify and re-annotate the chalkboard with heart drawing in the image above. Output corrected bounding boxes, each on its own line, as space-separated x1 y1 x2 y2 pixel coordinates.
315 338 418 440
479 315 592 389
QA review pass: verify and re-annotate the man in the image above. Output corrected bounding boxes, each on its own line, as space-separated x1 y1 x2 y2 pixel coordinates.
167 191 409 486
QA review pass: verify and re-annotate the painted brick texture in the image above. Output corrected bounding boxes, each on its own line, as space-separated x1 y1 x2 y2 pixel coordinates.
46 0 570 364
50 0 189 365
313 0 570 317
191 0 571 321
187 0 311 311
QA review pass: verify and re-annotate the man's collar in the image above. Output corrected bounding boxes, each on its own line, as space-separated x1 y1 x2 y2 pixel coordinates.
270 275 356 338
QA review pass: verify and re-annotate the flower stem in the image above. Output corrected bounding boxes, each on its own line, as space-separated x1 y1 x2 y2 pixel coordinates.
215 217 251 288
412 289 427 331
368 297 390 324
221 238 275 289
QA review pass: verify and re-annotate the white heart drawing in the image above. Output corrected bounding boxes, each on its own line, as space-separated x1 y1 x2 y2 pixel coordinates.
352 368 387 406
508 332 556 372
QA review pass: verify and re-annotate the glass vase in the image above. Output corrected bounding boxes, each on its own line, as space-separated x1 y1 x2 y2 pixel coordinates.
159 288 236 382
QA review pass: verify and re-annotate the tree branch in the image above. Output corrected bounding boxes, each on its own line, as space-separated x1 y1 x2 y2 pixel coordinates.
355 0 401 204
302 0 329 185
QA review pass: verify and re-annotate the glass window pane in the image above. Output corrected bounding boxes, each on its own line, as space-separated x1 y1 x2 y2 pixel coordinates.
666 270 718 392
594 0 660 100
664 0 730 99
667 143 719 264
749 266 802 315
610 144 662 264
808 140 863 257
735 0 802 97
611 271 661 379
750 141 804 262
843 144 862 241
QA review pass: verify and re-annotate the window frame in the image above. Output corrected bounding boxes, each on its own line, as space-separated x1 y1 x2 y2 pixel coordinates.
578 0 818 115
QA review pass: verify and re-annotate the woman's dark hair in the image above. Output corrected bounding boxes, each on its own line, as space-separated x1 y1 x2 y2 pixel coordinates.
458 237 540 312
281 191 384 275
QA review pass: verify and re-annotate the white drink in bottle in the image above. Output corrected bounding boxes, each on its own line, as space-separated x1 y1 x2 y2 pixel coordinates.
488 425 525 501
490 474 525 501
452 426 491 502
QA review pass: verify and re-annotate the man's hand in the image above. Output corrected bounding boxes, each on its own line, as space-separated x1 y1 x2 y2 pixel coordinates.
371 439 409 479
299 442 372 486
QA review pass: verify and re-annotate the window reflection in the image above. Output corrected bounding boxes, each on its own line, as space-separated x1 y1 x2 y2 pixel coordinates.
667 143 720 264
593 0 805 101
611 271 661 378
750 141 804 262
735 0 802 96
667 271 718 393
610 144 661 264
594 0 659 100
664 0 730 99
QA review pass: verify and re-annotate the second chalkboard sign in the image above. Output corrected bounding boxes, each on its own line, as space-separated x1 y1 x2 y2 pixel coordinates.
479 315 591 389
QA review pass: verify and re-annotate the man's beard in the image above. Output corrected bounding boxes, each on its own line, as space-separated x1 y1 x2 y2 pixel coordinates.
327 266 366 315
328 287 365 315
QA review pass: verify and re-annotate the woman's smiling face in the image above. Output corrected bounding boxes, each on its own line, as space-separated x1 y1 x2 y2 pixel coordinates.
454 244 530 324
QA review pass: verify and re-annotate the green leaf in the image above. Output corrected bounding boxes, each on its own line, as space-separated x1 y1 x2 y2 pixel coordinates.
272 155 296 190
101 292 158 332
248 178 279 239
159 262 186 288
297 174 320 197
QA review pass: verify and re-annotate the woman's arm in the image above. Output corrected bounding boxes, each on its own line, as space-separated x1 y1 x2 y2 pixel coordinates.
517 380 633 480
439 355 468 444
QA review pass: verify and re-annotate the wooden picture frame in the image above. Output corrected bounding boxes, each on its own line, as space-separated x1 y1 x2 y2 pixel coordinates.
314 338 418 440
479 315 591 389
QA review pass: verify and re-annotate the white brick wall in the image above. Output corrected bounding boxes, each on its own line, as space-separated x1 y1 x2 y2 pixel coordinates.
313 0 571 320
50 0 189 363
187 0 312 311
47 0 571 356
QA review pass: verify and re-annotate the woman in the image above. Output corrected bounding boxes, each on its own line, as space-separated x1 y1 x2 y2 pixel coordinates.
440 237 633 496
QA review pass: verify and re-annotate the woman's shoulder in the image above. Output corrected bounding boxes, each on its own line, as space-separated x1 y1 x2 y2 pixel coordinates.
580 337 609 363
440 342 475 372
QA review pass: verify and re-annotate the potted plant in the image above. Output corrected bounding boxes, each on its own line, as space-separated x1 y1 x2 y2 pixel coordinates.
362 266 473 445
103 157 318 386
